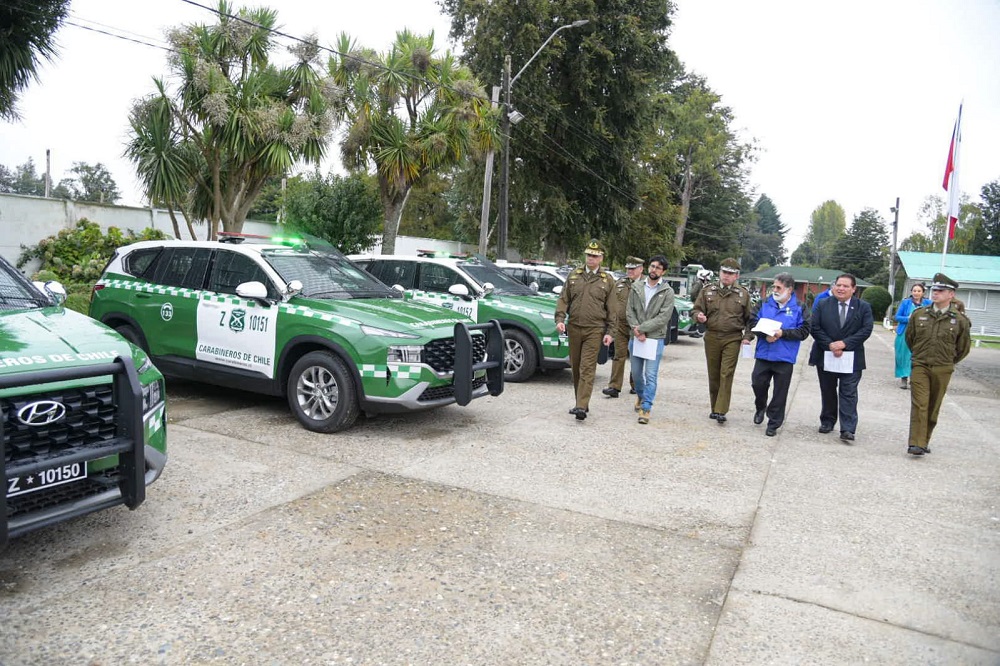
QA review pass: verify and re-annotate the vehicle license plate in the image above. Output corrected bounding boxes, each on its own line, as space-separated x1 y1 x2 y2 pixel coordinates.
6 461 87 498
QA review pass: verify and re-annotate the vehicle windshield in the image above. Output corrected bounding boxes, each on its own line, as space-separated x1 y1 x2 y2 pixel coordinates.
262 244 400 300
458 255 534 296
0 258 49 311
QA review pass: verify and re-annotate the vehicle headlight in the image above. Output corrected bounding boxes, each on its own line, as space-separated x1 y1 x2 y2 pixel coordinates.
360 324 420 339
142 378 164 413
387 345 423 364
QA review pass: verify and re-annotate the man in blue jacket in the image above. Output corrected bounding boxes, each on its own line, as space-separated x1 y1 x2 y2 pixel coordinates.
750 272 811 436
809 273 874 442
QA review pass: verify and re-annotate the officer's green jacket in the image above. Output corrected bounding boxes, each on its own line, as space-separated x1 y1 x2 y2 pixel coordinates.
691 282 753 341
905 303 971 367
611 276 634 331
555 267 616 331
626 278 675 339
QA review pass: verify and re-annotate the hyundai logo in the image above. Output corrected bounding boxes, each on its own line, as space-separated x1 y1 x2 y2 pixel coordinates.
16 400 67 426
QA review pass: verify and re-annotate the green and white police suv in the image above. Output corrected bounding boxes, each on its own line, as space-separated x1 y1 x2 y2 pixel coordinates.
89 235 503 434
1 255 166 547
350 252 569 382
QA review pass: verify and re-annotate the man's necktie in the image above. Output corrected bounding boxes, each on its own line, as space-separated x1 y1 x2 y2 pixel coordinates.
839 302 848 327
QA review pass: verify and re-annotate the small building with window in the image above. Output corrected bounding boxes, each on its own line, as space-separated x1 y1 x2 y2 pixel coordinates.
897 251 1000 336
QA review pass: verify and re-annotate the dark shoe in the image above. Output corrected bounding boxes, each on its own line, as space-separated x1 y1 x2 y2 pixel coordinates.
907 445 927 456
818 424 834 434
602 387 620 398
569 407 587 420
709 412 720 420
629 388 636 394
840 431 855 442
900 378 909 390
716 414 727 424
753 410 765 425
765 427 777 437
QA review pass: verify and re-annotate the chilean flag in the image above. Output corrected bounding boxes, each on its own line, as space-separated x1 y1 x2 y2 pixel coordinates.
942 104 963 240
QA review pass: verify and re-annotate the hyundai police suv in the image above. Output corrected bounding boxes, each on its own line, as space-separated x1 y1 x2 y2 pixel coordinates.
1 255 167 547
350 252 569 382
90 235 503 434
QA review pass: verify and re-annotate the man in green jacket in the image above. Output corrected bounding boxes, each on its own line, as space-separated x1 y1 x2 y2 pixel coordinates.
555 239 616 420
626 254 675 424
904 272 972 456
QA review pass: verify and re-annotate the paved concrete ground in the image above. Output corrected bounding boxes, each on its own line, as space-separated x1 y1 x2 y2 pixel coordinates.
2 327 998 665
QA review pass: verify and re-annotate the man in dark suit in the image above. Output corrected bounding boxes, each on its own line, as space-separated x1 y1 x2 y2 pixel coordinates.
808 273 874 442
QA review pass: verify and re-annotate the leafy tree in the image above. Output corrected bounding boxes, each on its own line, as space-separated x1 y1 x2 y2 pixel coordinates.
0 158 45 195
0 0 68 120
52 162 122 203
790 240 816 266
970 179 1000 256
399 170 461 241
127 1 334 239
831 208 889 280
329 30 495 255
742 194 787 268
660 75 753 250
443 0 679 256
898 195 978 255
793 200 846 265
246 175 285 222
282 172 382 254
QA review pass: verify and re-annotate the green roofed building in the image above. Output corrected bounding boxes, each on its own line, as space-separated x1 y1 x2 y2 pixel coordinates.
898 252 1000 336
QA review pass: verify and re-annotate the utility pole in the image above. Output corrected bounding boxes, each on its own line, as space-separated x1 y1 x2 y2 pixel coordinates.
44 149 51 198
497 57 512 260
888 197 900 306
478 85 501 254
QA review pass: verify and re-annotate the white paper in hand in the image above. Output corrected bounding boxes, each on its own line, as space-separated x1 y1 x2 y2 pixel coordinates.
823 351 855 373
751 318 782 336
632 337 660 360
740 343 754 359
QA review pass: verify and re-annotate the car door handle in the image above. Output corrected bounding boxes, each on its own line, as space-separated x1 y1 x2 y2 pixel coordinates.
136 293 151 299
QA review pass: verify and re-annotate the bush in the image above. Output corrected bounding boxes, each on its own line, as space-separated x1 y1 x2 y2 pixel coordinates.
861 285 892 319
64 291 92 315
17 219 168 284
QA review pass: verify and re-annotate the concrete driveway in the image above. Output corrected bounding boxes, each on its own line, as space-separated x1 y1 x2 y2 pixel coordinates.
2 329 998 665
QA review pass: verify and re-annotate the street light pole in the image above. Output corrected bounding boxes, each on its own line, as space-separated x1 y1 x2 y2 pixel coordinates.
888 197 900 319
495 19 589 260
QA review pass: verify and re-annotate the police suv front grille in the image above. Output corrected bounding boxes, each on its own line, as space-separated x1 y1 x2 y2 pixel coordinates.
423 334 489 373
5 469 120 519
418 376 487 402
2 385 118 465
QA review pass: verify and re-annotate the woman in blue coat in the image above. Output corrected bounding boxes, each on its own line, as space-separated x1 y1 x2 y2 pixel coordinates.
894 283 931 389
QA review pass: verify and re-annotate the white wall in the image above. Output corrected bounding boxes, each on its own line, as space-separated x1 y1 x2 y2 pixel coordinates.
0 192 491 273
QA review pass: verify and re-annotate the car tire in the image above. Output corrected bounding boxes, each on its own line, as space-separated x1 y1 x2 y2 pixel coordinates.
502 329 537 383
115 323 149 352
287 351 359 433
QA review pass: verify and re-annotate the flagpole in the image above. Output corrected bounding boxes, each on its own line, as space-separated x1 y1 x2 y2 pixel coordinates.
941 102 963 272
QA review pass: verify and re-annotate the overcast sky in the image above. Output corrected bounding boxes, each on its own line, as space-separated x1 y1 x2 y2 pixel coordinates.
2 0 998 254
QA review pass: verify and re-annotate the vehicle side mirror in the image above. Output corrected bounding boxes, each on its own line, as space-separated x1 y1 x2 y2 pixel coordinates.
392 284 405 293
448 283 470 297
529 281 539 293
33 280 67 305
552 285 563 295
481 282 495 296
236 281 269 301
285 279 303 299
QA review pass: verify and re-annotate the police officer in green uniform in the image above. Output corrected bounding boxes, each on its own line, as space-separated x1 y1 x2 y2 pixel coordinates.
904 273 971 456
602 256 644 399
555 240 616 420
691 258 753 424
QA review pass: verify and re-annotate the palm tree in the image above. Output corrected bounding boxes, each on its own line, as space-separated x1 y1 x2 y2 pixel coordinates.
0 0 68 121
329 30 496 255
126 1 334 239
